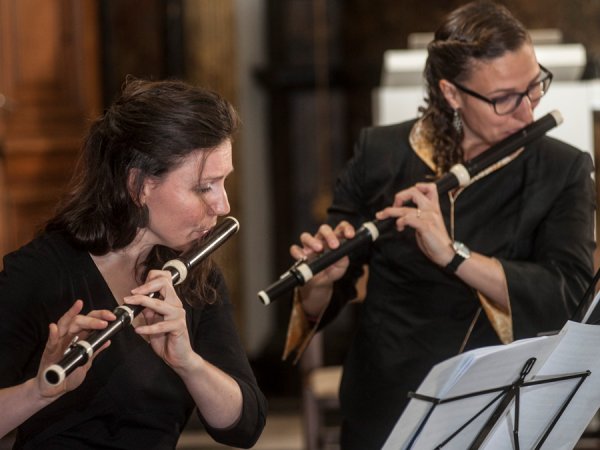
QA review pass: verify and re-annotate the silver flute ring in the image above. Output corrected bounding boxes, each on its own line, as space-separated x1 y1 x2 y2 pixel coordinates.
64 335 80 355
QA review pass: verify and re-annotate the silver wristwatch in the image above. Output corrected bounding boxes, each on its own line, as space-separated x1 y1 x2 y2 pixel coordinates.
444 241 471 273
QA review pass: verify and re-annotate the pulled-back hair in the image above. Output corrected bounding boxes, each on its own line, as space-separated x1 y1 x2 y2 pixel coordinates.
420 1 530 174
46 78 240 304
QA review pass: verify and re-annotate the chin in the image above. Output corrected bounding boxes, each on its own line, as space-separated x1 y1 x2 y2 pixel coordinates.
181 231 207 250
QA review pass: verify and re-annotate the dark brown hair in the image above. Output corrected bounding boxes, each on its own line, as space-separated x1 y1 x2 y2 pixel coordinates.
420 1 530 173
46 78 240 305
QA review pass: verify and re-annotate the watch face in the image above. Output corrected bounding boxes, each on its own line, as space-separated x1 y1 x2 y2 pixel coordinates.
453 241 471 259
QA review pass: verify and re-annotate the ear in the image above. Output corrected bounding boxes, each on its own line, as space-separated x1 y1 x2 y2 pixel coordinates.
127 168 150 205
439 79 462 110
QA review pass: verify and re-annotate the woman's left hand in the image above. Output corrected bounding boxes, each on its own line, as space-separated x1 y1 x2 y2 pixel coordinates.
124 270 192 370
376 182 455 267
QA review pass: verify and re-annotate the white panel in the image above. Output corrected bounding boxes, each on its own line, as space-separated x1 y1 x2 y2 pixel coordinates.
536 82 594 158
381 44 587 86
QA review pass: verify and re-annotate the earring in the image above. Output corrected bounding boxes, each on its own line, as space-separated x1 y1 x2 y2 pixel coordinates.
453 109 463 133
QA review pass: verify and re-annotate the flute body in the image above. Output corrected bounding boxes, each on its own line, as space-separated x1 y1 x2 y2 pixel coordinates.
44 216 240 385
258 110 563 305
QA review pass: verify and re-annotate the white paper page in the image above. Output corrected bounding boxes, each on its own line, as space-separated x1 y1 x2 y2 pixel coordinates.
482 378 584 450
483 321 600 449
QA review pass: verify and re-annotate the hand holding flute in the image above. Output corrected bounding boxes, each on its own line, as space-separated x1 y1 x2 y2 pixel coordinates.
376 182 456 267
289 221 357 316
123 269 193 370
38 270 190 392
288 182 471 319
0 301 114 439
37 301 114 397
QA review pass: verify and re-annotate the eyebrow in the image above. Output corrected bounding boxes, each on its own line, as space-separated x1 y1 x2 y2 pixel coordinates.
485 68 544 96
199 168 235 182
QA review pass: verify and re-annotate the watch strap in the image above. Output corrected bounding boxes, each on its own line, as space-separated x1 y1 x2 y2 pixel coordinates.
444 252 465 273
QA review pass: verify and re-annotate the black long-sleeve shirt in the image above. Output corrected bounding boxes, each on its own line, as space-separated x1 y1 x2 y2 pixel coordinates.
0 231 267 449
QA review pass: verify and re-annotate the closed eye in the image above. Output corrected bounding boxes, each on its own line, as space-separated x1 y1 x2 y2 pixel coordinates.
491 94 515 106
196 184 213 194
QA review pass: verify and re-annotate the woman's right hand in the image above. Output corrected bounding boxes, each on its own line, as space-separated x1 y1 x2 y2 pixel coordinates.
289 220 356 288
36 300 115 399
0 301 116 439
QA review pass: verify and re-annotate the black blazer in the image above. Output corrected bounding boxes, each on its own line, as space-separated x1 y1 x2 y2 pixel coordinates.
321 119 596 449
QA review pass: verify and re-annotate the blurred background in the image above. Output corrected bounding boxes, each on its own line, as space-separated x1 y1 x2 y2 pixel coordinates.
1 1 600 449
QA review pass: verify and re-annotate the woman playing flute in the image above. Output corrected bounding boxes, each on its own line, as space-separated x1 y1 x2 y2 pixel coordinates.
0 79 266 449
284 2 596 448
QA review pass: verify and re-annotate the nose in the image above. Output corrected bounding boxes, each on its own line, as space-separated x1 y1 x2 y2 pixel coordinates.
513 95 534 123
208 189 230 217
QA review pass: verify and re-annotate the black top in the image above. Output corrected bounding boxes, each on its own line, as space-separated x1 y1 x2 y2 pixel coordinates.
322 120 596 449
0 231 267 449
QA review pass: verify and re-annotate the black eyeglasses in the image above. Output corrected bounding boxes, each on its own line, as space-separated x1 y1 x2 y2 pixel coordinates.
452 64 553 116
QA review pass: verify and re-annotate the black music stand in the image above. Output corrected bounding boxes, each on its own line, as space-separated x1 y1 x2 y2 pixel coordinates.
382 321 600 450
403 358 589 449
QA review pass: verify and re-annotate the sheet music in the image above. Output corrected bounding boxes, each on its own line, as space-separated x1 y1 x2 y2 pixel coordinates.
581 289 600 324
485 321 600 449
382 321 600 450
382 334 562 449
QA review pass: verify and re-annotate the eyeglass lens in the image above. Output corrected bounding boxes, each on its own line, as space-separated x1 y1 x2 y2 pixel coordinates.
495 76 551 115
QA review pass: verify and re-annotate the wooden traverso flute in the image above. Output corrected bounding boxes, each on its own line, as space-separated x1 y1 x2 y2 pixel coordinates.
44 216 240 385
258 110 563 306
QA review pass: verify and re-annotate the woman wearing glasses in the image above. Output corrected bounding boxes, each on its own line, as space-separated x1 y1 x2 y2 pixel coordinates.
284 1 595 448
